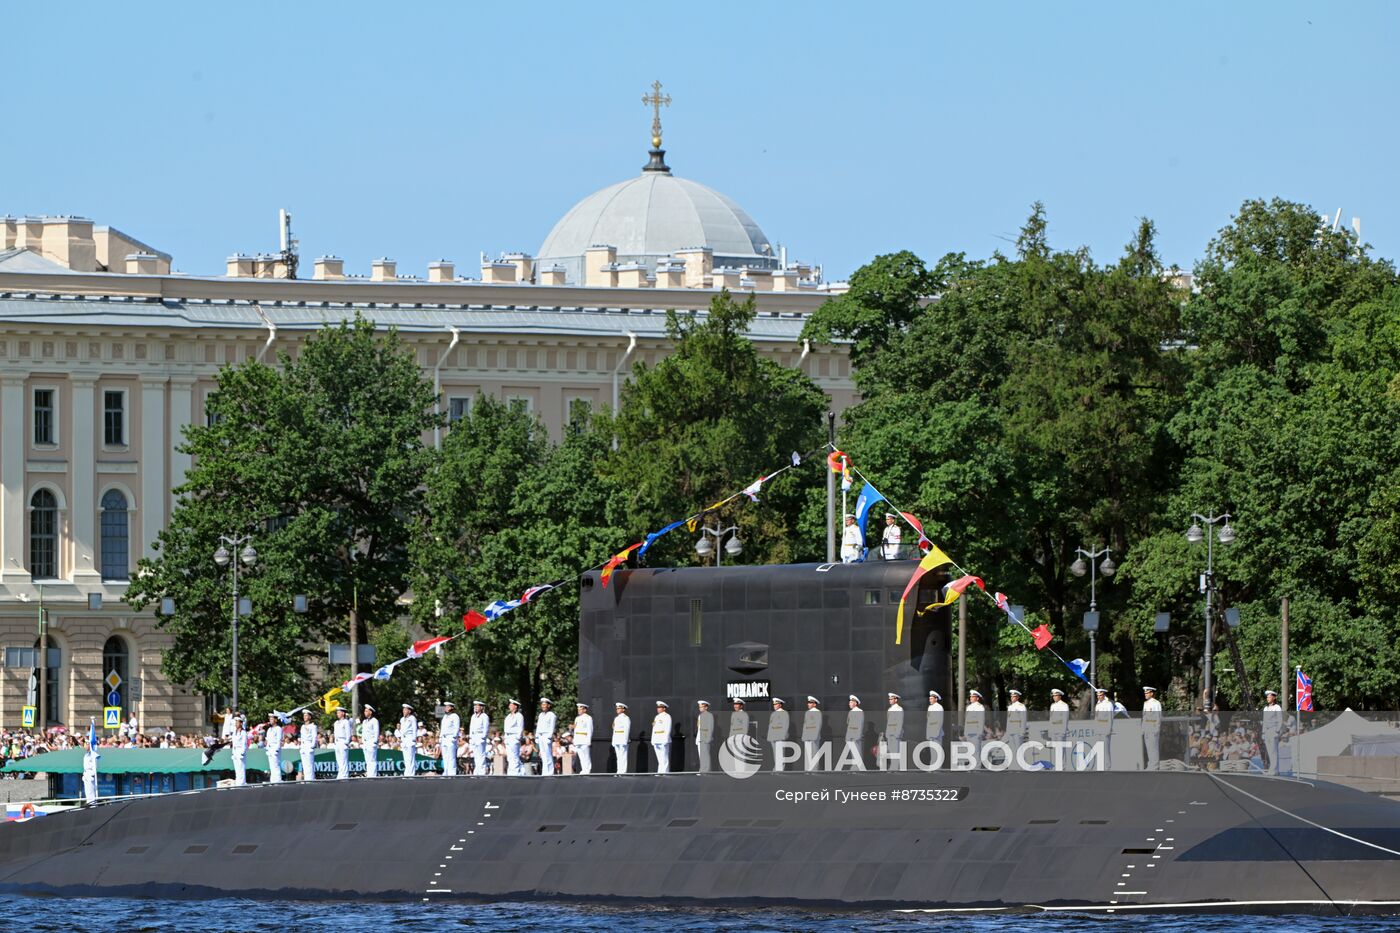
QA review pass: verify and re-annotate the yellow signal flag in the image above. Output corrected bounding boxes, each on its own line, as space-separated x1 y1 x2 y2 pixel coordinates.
320 688 342 714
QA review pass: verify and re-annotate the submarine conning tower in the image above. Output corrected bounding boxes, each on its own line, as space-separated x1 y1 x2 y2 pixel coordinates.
578 561 952 765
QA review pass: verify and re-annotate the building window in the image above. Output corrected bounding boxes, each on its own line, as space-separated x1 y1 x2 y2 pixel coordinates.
566 397 592 434
104 636 131 720
33 388 55 445
104 390 126 445
507 395 533 415
101 489 130 582
29 489 58 579
447 397 471 423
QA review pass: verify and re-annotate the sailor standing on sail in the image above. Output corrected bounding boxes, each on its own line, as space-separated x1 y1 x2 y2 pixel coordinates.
767 698 791 771
881 513 902 560
651 701 673 774
840 515 864 563
695 700 714 773
844 695 864 770
1141 687 1162 771
573 702 594 775
469 701 489 776
360 705 380 778
964 691 986 768
231 713 249 786
802 697 823 771
502 700 524 776
884 693 904 771
1262 689 1284 775
439 700 461 777
927 690 945 744
1005 689 1028 768
332 707 353 780
263 712 284 784
1093 687 1115 769
397 703 419 777
729 698 749 740
609 702 629 774
299 710 318 781
535 699 556 776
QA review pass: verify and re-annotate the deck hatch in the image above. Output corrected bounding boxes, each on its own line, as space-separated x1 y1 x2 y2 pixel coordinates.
183 845 208 855
537 824 566 833
125 846 148 855
1122 848 1156 855
1080 819 1109 825
1028 819 1059 825
971 826 1001 832
595 823 626 831
753 819 782 828
232 845 258 854
330 823 357 831
667 818 698 828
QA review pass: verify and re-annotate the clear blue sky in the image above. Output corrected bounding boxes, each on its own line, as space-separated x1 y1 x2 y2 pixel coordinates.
4 2 1396 280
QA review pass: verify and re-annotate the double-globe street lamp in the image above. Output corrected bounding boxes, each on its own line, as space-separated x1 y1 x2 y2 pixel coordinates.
695 524 743 566
213 535 257 711
1070 545 1116 684
1186 512 1236 711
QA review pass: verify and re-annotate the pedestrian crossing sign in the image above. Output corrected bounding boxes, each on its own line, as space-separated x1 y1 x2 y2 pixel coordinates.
20 706 35 728
103 707 122 729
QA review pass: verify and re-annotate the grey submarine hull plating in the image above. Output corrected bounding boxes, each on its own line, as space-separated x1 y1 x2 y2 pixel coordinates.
2 768 1400 913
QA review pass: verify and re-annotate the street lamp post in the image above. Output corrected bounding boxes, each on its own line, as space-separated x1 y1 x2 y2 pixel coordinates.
213 535 257 711
1186 512 1236 711
695 524 743 567
1070 546 1116 684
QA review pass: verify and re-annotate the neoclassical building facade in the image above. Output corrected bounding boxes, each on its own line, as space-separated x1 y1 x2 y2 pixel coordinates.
0 213 855 733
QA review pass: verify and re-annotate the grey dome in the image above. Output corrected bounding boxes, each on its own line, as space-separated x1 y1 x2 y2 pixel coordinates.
537 171 775 281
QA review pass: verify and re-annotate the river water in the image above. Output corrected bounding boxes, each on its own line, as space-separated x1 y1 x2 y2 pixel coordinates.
4 897 1393 932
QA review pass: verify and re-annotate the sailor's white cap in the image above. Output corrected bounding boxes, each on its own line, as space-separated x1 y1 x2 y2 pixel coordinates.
885 512 897 518
1265 689 1278 696
969 689 982 699
1143 686 1157 694
656 700 668 708
697 699 710 707
928 690 941 700
539 698 552 705
1009 688 1022 697
771 697 786 706
1095 686 1108 694
613 702 625 709
508 698 521 706
806 695 820 705
472 699 485 707
849 694 861 703
362 704 374 713
401 703 413 710
577 701 591 709
887 692 901 700
1051 688 1065 696
442 700 456 708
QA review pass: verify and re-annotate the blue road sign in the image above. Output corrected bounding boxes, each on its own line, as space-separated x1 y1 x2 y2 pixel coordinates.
107 690 120 706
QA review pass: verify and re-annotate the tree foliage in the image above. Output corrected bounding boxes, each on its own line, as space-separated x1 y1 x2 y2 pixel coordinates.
125 317 440 720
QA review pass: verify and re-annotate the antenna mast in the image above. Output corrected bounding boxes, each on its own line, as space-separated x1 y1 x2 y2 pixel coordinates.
278 209 299 280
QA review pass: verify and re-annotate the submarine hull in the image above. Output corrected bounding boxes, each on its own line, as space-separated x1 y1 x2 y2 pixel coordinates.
2 769 1400 914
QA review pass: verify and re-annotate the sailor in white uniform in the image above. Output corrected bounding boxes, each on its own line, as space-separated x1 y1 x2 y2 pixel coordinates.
840 515 864 563
332 707 353 780
1005 689 1028 768
844 695 865 769
535 699 557 776
439 700 461 777
926 690 945 744
231 714 249 786
729 699 750 739
262 712 284 784
610 702 629 774
397 703 419 777
1049 688 1071 765
468 701 490 776
801 696 823 771
573 702 594 774
767 698 791 771
299 710 318 781
884 693 904 770
360 705 380 778
82 726 100 804
1262 689 1284 775
651 701 673 774
881 513 902 560
1141 687 1162 770
1093 687 1114 769
695 700 715 773
964 690 986 767
502 699 524 776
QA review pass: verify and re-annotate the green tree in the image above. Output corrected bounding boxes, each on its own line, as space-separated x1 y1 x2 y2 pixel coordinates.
125 317 439 720
409 396 622 713
608 289 828 567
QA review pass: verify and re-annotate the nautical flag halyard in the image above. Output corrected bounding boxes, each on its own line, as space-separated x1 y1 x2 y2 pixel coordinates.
895 545 955 644
1297 669 1314 711
408 636 452 658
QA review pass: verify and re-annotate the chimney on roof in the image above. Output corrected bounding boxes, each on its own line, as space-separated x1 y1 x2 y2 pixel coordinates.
227 254 255 277
503 252 533 284
615 263 651 288
41 217 97 272
742 268 773 291
675 247 713 288
18 217 45 252
1 217 17 250
584 245 618 287
653 260 684 289
771 269 798 292
125 253 162 275
481 260 517 284
538 264 567 286
428 260 455 283
371 258 397 282
313 256 345 280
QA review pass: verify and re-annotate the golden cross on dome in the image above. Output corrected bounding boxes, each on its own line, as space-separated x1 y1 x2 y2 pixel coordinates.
642 80 671 149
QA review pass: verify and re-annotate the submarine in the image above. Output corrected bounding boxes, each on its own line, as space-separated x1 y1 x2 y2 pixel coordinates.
1 561 1399 914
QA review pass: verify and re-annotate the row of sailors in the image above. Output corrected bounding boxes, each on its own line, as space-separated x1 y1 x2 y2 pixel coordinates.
220 684 1184 783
